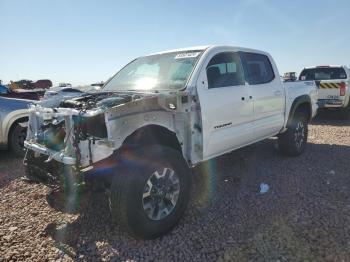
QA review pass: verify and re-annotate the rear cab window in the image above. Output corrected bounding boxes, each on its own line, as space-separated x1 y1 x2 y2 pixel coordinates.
299 67 347 81
240 52 275 85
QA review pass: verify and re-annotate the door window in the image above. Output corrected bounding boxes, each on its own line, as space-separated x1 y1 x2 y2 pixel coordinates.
240 52 275 85
206 52 245 89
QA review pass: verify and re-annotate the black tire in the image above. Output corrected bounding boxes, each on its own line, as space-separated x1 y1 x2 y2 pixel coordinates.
9 123 27 157
278 111 308 156
109 145 191 239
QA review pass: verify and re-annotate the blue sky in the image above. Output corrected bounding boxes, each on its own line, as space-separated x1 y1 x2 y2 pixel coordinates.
1 0 349 86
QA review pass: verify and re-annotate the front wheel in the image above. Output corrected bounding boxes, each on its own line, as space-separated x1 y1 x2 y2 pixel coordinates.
278 113 308 156
109 145 191 239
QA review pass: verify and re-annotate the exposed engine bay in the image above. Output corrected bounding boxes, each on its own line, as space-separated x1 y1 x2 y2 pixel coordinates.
24 90 201 169
59 92 141 110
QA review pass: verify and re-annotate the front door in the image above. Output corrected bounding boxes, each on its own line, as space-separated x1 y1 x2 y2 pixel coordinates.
196 51 254 160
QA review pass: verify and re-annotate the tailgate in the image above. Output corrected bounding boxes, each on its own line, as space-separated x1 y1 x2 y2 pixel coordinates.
318 81 345 100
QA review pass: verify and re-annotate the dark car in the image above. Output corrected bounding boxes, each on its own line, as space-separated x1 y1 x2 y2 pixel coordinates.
33 79 52 89
0 84 9 94
9 79 52 90
0 85 45 100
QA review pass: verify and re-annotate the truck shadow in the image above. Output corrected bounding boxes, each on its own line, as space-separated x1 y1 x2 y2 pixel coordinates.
0 150 24 189
43 140 350 261
312 110 350 126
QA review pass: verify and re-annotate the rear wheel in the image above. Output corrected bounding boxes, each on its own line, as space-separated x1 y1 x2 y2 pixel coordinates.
10 123 27 157
109 145 191 239
278 112 308 156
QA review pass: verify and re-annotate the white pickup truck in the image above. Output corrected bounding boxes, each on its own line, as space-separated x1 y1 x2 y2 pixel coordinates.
299 65 350 119
24 45 318 239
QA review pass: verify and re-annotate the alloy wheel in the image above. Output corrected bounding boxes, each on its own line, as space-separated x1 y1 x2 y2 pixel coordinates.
142 167 180 221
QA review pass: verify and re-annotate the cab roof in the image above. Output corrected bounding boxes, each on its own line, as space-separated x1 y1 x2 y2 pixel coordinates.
303 65 348 69
148 45 268 56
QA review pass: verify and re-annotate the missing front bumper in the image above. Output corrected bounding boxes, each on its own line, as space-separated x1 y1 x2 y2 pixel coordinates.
24 140 76 165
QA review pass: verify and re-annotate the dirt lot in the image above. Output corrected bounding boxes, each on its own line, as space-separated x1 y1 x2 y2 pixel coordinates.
1 111 350 262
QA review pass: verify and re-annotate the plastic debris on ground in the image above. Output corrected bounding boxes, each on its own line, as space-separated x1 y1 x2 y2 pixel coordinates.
259 183 270 194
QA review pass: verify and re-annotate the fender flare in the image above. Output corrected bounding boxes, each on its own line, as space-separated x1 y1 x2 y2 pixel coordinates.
287 95 312 125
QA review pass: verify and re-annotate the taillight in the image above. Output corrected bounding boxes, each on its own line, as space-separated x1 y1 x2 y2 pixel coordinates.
340 82 346 96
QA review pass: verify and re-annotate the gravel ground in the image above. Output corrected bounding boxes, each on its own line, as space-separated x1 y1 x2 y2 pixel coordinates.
1 111 350 262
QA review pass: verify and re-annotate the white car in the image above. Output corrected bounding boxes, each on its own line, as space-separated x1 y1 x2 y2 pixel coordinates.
24 45 318 239
299 65 350 119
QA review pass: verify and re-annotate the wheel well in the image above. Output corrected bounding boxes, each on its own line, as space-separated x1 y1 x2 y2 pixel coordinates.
122 125 182 153
288 96 312 125
295 102 311 120
7 117 28 145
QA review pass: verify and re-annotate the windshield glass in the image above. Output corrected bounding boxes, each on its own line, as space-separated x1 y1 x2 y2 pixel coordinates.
103 51 203 91
299 67 347 80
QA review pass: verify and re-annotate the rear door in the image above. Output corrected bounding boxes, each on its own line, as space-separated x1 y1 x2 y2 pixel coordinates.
240 52 285 139
196 51 254 160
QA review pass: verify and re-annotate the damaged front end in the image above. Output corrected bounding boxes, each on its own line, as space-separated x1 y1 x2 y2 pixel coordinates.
23 89 198 184
24 92 145 181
